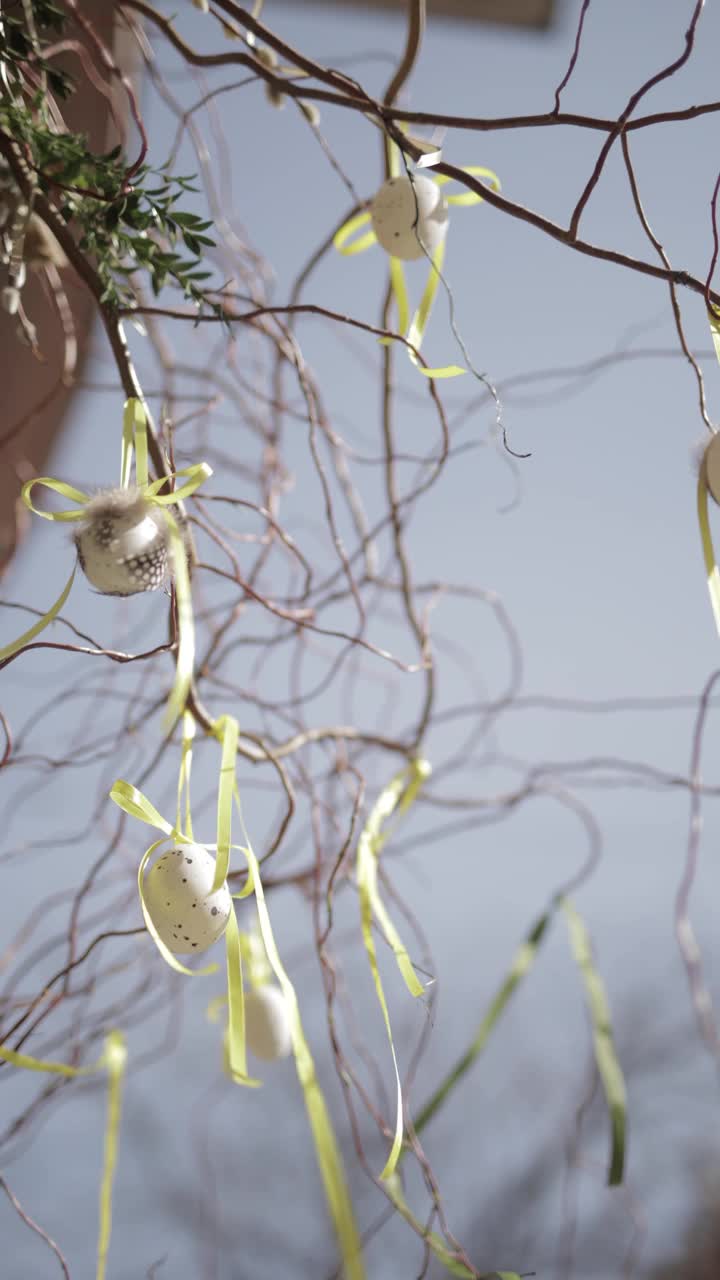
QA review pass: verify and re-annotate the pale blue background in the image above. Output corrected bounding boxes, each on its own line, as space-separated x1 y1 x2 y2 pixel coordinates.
2 2 720 1277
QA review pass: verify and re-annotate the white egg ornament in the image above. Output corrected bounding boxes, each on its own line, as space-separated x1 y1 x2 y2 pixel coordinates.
142 842 232 955
244 984 293 1061
705 433 720 507
74 489 170 596
369 174 449 262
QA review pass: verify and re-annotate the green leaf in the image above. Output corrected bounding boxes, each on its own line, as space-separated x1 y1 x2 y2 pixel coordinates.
562 897 627 1187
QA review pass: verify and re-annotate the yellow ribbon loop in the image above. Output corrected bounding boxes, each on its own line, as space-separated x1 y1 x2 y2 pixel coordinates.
144 461 213 504
356 759 430 1180
333 210 377 256
0 1031 127 1280
334 160 499 380
434 164 501 206
110 779 177 836
21 476 92 519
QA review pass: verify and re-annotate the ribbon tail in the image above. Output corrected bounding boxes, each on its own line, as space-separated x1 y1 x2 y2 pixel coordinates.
232 806 366 1280
213 715 239 893
224 909 260 1087
698 463 720 636
0 568 76 664
96 1032 127 1280
162 512 194 733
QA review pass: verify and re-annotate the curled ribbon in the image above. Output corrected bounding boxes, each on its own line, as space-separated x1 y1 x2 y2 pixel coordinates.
111 714 366 1278
0 1030 127 1280
334 147 500 380
356 758 431 1179
0 398 211 731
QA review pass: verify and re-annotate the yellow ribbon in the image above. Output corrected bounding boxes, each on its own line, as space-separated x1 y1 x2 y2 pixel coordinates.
698 454 720 636
229 785 366 1280
176 710 196 840
0 398 211 731
0 1030 127 1280
212 714 239 893
334 155 500 380
356 759 430 1179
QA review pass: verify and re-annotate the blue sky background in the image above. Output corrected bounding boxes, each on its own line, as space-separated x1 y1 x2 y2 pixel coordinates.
3 2 720 1276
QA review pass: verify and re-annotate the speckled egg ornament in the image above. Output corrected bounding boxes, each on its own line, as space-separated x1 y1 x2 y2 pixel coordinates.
142 842 232 955
244 984 293 1061
704 432 720 506
369 174 449 262
74 489 170 596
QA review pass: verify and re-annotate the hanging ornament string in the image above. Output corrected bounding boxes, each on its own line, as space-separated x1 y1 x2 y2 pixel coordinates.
356 758 431 1180
0 1030 127 1280
334 148 500 380
0 398 211 731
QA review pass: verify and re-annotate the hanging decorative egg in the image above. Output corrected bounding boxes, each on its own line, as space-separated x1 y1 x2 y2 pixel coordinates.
244 984 292 1061
74 489 170 596
369 174 449 262
704 433 720 506
142 842 232 955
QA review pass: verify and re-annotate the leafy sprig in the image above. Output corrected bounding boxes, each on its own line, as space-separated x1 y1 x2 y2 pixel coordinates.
0 100 222 316
0 2 74 100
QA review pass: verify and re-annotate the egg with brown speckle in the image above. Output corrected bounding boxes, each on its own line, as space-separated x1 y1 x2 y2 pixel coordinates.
704 433 720 506
370 174 448 262
143 842 232 955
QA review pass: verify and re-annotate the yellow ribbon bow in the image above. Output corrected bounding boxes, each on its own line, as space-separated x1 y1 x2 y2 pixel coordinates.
334 143 500 379
0 398 211 731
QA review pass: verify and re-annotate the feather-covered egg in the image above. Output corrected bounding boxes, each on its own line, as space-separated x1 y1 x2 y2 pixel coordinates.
705 433 720 506
245 984 292 1061
143 842 232 955
74 489 169 596
369 174 449 262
